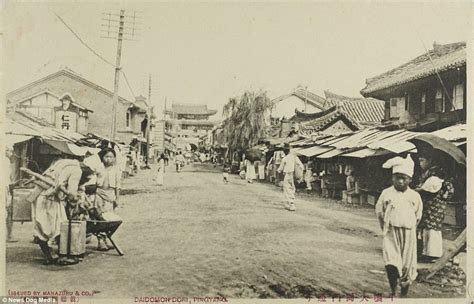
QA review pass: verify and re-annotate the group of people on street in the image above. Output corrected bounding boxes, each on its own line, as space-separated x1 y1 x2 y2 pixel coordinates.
11 144 123 266
6 136 459 296
153 150 187 186
273 143 456 297
376 150 455 297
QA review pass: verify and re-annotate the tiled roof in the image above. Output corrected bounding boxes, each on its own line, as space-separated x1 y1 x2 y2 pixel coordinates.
323 90 385 124
272 88 326 110
361 42 466 95
171 103 217 116
289 105 341 123
298 106 361 135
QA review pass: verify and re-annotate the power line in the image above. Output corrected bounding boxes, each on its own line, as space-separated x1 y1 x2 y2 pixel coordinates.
53 10 139 102
53 11 115 68
121 70 135 98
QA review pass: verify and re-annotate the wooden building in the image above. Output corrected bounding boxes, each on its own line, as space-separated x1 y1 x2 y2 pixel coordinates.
360 41 466 131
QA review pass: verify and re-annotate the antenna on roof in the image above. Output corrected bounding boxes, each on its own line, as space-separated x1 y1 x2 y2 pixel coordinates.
423 41 458 116
415 31 458 121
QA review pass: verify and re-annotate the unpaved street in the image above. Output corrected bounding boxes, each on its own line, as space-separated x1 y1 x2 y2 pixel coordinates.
6 164 464 299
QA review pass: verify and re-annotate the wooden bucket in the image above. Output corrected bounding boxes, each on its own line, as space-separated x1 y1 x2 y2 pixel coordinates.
59 220 87 256
11 188 34 222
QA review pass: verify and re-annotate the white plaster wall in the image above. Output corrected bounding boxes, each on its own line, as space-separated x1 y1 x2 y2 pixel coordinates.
271 95 321 119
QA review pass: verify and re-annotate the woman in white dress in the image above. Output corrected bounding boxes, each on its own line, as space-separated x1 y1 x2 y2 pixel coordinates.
156 153 166 186
245 159 256 183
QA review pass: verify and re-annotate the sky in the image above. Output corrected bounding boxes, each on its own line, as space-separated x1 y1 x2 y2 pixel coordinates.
3 1 471 119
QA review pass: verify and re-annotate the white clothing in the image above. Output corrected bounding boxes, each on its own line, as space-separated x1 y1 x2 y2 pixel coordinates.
246 160 256 181
376 185 422 285
156 159 165 185
278 152 304 174
382 154 415 178
283 172 296 204
375 186 423 231
422 229 443 257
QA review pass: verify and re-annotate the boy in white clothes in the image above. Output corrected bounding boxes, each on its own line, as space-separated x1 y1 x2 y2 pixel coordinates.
375 154 423 298
223 167 230 184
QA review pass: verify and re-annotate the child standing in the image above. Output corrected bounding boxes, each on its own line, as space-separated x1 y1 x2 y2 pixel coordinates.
95 148 122 251
375 154 422 298
223 167 230 184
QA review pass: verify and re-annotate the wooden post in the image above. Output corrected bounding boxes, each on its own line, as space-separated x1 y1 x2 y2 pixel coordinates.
424 228 466 280
110 10 125 140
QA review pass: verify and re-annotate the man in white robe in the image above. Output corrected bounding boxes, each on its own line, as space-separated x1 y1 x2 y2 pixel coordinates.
277 144 304 211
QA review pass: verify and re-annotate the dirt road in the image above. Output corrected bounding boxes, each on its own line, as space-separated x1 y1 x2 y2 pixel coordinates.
6 163 465 299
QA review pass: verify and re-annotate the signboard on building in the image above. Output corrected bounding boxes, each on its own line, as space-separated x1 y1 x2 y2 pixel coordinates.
55 111 77 131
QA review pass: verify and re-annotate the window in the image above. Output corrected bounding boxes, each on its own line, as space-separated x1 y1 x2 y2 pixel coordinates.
389 97 405 118
126 111 131 128
452 84 464 110
435 89 444 113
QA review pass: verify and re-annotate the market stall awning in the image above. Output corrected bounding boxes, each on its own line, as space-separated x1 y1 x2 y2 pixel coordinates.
317 148 345 159
297 146 333 157
340 148 389 158
290 138 314 147
43 139 97 156
432 123 466 141
5 134 32 149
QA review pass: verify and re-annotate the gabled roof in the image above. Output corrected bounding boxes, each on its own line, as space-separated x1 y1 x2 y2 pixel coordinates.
271 88 326 111
323 90 384 124
171 103 217 116
361 42 466 96
13 89 93 112
298 106 361 135
6 68 144 110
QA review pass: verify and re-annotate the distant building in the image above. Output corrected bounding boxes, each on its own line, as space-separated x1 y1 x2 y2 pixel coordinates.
360 41 466 131
6 68 148 144
270 88 326 121
289 106 362 136
151 120 176 155
165 103 218 151
323 90 385 127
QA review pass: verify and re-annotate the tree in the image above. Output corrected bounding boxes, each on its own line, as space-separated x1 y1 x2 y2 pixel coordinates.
222 90 274 161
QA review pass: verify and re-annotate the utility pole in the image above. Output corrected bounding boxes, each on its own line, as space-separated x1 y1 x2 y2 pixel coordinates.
110 10 124 141
304 86 308 113
102 10 140 141
145 73 152 167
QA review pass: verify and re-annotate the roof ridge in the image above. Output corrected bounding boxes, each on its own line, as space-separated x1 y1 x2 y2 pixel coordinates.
7 68 136 107
361 41 466 95
364 41 466 86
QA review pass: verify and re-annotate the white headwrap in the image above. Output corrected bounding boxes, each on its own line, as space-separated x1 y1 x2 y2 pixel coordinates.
382 154 415 178
421 176 444 193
